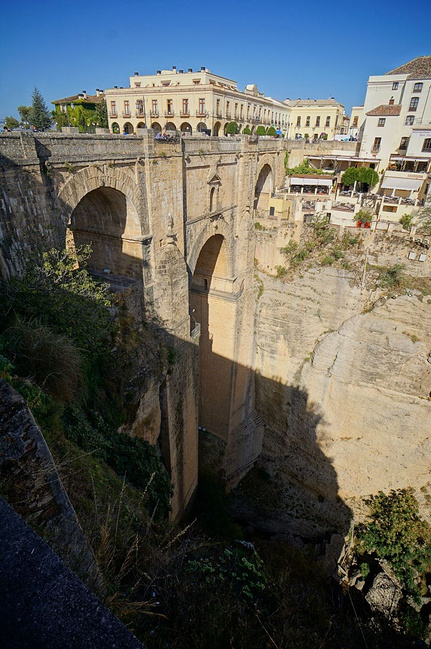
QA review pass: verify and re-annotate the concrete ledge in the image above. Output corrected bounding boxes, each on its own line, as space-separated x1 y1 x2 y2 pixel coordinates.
0 497 145 649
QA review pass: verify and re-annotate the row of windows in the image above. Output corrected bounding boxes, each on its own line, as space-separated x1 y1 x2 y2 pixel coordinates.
109 98 207 116
109 98 287 123
392 81 423 92
399 137 431 152
373 136 431 152
296 116 332 128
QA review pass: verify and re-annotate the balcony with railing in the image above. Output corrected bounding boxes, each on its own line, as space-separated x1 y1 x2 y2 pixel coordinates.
196 110 207 117
150 110 159 117
109 112 118 119
135 111 145 118
122 112 131 118
164 110 175 117
180 111 190 118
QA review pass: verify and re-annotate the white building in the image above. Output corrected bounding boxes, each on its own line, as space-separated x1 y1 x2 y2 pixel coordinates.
358 56 431 213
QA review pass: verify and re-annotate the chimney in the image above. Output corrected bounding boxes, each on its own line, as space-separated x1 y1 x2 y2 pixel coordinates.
82 90 87 98
179 69 183 74
134 71 139 76
188 68 192 73
200 66 205 71
114 85 118 89
157 70 161 75
173 65 177 71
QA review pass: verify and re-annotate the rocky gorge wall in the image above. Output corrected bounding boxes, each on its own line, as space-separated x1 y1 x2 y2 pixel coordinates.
248 233 431 539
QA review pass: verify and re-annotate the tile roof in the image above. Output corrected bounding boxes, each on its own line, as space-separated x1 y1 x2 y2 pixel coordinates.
385 56 431 79
52 93 105 105
366 104 402 116
284 98 343 108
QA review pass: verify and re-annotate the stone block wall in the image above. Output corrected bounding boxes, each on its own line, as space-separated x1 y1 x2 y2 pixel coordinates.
0 380 101 588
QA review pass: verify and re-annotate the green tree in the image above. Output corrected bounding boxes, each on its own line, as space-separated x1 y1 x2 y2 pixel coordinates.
17 105 32 128
243 125 251 134
415 206 431 233
358 166 379 189
256 125 266 136
341 166 359 187
95 99 108 128
52 110 69 131
399 212 415 231
30 87 52 131
5 116 19 130
225 121 239 135
267 126 276 136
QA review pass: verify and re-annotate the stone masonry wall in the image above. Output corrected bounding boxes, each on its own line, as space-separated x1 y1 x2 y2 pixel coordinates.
0 379 101 587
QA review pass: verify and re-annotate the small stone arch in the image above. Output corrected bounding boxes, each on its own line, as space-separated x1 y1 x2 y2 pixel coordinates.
137 122 146 129
197 122 207 133
188 217 232 278
255 162 273 213
151 122 162 133
180 122 192 134
111 122 120 134
165 122 176 131
213 121 221 136
123 122 134 134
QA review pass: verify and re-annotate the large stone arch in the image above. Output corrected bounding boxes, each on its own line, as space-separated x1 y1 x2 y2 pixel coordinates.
190 233 233 444
58 166 146 279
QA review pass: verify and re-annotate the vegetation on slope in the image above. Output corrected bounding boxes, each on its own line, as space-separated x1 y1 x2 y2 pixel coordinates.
2 247 431 648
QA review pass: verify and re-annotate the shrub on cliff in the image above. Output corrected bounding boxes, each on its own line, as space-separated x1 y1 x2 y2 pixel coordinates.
356 488 431 596
0 246 114 360
63 406 172 516
4 318 82 402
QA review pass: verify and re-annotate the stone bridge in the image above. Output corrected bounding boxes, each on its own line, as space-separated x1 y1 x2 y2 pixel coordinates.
0 131 286 519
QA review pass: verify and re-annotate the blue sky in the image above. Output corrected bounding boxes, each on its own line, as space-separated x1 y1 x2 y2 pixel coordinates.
1 0 430 119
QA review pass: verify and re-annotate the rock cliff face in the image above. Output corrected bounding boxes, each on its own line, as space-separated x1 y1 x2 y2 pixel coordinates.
251 266 431 537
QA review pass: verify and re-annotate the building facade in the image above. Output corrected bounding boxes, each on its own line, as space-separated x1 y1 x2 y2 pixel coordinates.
52 90 106 131
284 98 346 141
105 67 290 136
359 57 431 169
348 106 363 139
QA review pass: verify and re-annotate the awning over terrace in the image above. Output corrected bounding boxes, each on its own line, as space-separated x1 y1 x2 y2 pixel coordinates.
381 177 423 191
307 155 376 163
290 176 333 186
